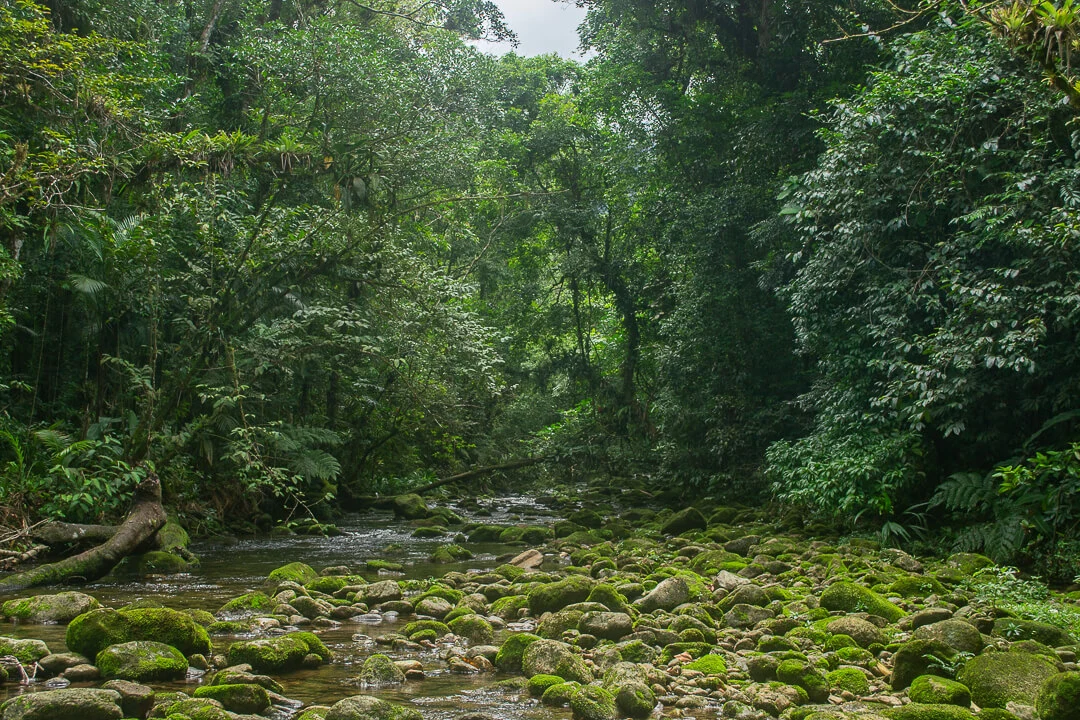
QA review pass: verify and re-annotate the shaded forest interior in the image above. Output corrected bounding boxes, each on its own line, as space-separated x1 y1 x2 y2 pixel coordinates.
1 0 1079 581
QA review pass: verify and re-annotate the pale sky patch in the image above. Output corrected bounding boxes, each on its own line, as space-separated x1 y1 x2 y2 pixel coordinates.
473 0 590 58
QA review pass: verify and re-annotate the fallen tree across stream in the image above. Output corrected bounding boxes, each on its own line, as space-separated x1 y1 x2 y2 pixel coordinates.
0 473 167 593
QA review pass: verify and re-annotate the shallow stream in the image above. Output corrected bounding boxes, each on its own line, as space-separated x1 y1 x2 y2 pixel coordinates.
0 495 587 718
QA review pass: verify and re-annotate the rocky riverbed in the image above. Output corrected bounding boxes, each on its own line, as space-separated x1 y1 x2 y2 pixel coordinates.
1 494 1079 720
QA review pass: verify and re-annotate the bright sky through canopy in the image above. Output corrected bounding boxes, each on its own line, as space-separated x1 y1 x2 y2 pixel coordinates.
473 0 589 58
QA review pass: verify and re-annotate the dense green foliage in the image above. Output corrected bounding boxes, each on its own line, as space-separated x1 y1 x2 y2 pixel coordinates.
1 0 1079 572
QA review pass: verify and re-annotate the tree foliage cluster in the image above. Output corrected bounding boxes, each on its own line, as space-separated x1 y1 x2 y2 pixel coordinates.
2 0 1079 572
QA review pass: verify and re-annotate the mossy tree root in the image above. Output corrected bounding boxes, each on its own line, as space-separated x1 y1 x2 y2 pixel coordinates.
0 473 166 593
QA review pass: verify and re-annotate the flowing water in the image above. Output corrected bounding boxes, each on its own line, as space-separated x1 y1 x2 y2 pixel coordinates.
0 495 582 718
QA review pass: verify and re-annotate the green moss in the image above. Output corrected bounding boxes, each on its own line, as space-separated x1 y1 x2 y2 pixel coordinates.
217 592 275 616
820 581 905 622
67 607 211 659
955 651 1059 708
827 667 870 695
428 543 473 563
443 607 476 622
267 561 318 585
834 646 875 665
658 642 712 664
890 640 957 690
569 685 618 720
884 704 975 720
305 576 350 595
96 640 188 681
364 559 405 572
527 575 594 615
226 635 310 673
490 594 529 620
192 684 271 714
1036 672 1080 720
909 675 971 707
357 653 405 685
889 575 946 598
448 614 494 645
494 632 542 672
684 654 727 675
777 658 830 703
402 619 450 639
528 673 566 696
541 681 582 707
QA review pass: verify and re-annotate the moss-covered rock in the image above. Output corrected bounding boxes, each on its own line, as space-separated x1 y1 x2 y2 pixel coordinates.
569 685 617 720
955 651 1060 708
522 639 593 684
891 640 958 691
884 703 976 720
528 575 594 615
542 681 583 707
826 616 887 648
660 507 707 535
95 641 187 682
827 667 870 696
150 696 230 720
889 575 947 598
912 620 984 655
600 663 656 719
909 675 971 707
267 561 319 585
325 695 423 720
217 591 275 617
391 494 429 520
1036 671 1080 720
945 553 994 576
66 607 211 660
192 684 271 714
586 584 630 613
490 594 529 620
820 581 905 622
428 544 472 563
528 674 566 697
579 611 633 641
121 550 195 575
226 635 310 673
2 592 100 624
357 654 405 685
0 688 123 720
777 659 830 703
495 633 542 672
448 614 494 645
993 618 1075 647
0 636 50 664
684 654 727 675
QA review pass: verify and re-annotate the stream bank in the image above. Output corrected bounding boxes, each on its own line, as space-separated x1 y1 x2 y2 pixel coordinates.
1 492 1079 720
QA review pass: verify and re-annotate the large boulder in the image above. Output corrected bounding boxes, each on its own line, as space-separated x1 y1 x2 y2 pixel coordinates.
993 618 1075 647
569 686 618 720
361 580 403 605
0 637 50 664
660 508 707 535
267 561 319 585
913 620 984 655
826 616 887 648
1037 671 1080 720
2 592 100 624
528 575 594 615
891 640 958 691
193 684 272 714
391 494 429 520
579 612 633 641
494 633 541 673
821 581 905 622
226 632 325 673
95 641 187 681
522 639 592 684
66 607 210 659
325 695 423 720
357 654 405 686
0 688 122 720
956 651 1060 708
601 662 656 719
909 675 972 707
633 577 688 613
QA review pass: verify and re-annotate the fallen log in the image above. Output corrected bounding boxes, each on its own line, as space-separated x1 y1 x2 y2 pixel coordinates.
0 473 167 593
412 456 551 495
31 522 117 546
